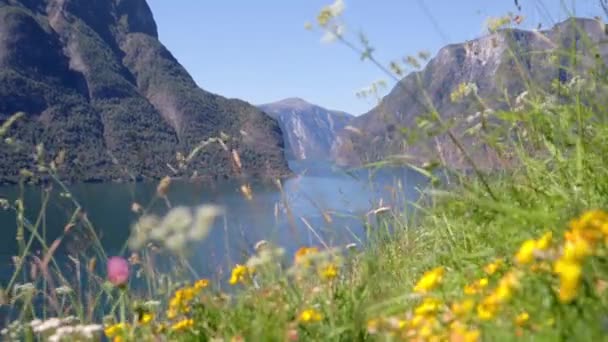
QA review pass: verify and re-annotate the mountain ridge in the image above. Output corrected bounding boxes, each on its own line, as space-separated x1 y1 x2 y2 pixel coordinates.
0 0 290 183
259 98 352 160
332 17 608 169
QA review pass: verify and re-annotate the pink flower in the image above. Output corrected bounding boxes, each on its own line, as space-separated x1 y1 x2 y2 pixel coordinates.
107 256 130 287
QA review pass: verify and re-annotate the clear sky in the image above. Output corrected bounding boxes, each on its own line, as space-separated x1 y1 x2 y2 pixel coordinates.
146 0 604 115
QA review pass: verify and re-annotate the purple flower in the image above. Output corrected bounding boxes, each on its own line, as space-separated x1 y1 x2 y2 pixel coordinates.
107 257 129 287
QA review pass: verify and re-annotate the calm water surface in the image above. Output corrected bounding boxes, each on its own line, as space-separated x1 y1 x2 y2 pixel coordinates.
0 161 429 283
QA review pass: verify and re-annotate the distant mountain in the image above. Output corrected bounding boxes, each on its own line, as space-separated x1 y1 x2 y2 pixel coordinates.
332 17 608 169
259 98 353 160
0 0 290 183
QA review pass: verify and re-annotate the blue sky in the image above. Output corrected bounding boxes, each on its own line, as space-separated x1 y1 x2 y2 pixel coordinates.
146 0 604 115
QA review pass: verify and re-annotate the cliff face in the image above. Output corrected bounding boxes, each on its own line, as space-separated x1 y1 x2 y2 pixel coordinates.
332 18 608 169
259 98 352 160
0 0 290 183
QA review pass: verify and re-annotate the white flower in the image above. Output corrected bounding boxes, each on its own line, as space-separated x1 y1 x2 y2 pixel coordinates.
56 286 73 296
165 232 187 252
328 0 345 17
320 24 344 44
143 300 162 309
32 317 61 333
189 205 222 240
160 207 193 234
345 243 357 250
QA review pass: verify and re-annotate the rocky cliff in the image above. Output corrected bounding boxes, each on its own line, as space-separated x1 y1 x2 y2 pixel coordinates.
0 0 290 183
259 98 352 160
332 17 608 169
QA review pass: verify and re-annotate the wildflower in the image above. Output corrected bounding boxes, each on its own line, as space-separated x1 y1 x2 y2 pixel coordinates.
413 267 445 294
194 279 210 290
294 247 319 266
367 318 380 334
483 258 504 276
464 278 489 295
229 264 253 285
190 205 223 240
536 231 552 250
139 313 153 325
156 176 171 197
287 328 299 341
107 257 129 287
318 263 338 280
450 322 481 342
515 312 529 326
104 323 127 338
451 298 474 317
240 184 253 200
486 15 512 32
168 286 197 318
167 308 178 320
562 236 592 263
55 286 73 296
476 299 498 321
170 319 193 332
299 309 323 323
415 297 442 316
553 259 582 303
515 239 536 265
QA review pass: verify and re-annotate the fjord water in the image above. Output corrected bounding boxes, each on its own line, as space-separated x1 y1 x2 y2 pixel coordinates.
0 161 429 283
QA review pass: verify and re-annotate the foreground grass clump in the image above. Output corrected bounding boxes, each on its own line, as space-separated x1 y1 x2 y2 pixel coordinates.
366 210 608 341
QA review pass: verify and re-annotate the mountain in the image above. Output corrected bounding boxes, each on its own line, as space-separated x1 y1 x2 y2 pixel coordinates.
332 17 608 169
259 98 353 160
0 0 290 184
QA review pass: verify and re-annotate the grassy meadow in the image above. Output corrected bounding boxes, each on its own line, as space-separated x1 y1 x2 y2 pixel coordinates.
2 2 608 341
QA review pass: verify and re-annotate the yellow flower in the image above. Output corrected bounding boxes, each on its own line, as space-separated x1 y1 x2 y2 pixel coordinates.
569 210 608 245
229 264 253 285
417 317 439 338
113 337 124 342
139 313 153 325
476 299 497 321
515 312 529 326
484 258 504 275
515 239 536 264
194 278 210 290
299 308 323 323
464 284 477 296
562 237 591 263
463 329 481 342
413 267 445 294
171 318 194 332
167 308 178 320
536 231 552 250
318 263 338 280
553 259 582 303
464 278 489 295
367 318 380 334
493 282 513 303
451 298 474 317
105 323 127 338
294 247 319 266
414 297 442 316
450 322 481 342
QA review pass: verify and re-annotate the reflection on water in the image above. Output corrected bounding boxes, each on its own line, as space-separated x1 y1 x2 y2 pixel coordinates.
0 161 429 283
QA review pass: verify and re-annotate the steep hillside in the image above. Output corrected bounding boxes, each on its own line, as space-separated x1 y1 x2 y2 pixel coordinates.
0 0 290 183
332 18 608 169
259 98 352 160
